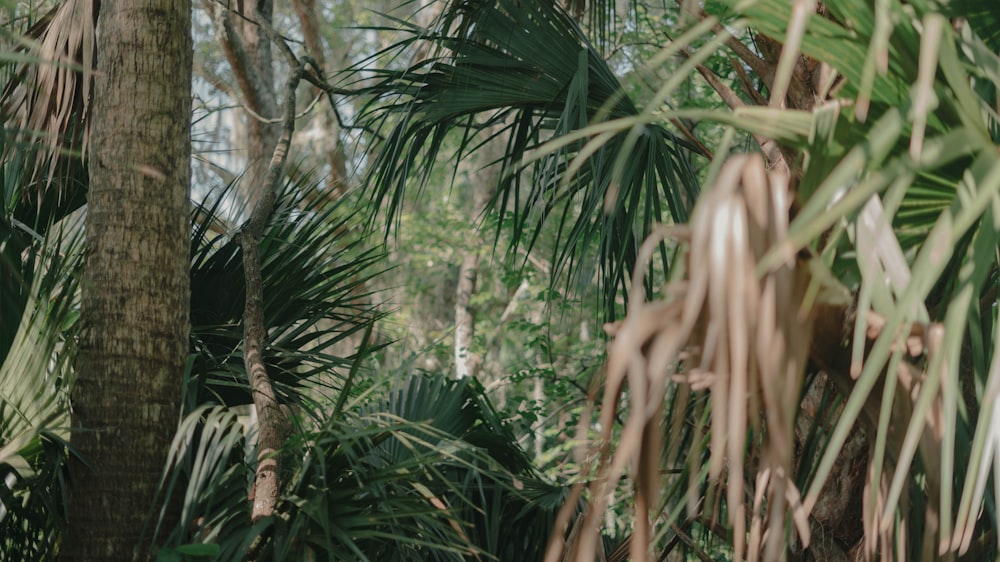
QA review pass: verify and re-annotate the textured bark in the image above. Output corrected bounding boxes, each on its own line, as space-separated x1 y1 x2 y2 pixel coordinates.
242 225 284 522
63 1 192 560
240 23 304 522
238 0 279 187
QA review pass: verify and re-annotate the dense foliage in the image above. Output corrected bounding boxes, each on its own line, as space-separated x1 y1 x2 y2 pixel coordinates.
3 0 1000 560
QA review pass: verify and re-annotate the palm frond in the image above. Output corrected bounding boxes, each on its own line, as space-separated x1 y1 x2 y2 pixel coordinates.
188 171 385 411
0 0 96 199
697 0 1000 558
938 0 1000 53
562 153 813 561
0 145 84 561
552 0 1000 558
149 404 254 561
359 0 702 318
154 371 567 562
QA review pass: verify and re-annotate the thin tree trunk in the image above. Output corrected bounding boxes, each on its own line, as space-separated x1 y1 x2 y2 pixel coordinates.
207 1 295 523
63 1 192 559
210 0 279 212
290 0 349 198
454 250 481 379
453 131 504 379
238 21 305 524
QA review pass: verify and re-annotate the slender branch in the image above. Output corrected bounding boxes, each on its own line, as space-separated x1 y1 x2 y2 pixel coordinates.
196 57 320 125
676 1 817 109
669 2 775 84
242 89 322 124
216 0 387 142
668 117 713 159
240 35 304 521
729 55 768 106
251 9 368 131
693 62 787 171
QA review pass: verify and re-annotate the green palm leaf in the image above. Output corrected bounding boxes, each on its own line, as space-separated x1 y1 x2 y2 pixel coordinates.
359 0 702 318
187 171 384 411
937 0 1000 53
0 140 83 562
713 0 1000 556
154 371 566 562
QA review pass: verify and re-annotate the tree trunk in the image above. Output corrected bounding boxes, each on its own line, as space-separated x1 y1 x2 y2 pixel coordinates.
63 1 192 560
454 250 480 379
239 0 279 197
453 130 503 379
290 0 349 198
209 0 279 214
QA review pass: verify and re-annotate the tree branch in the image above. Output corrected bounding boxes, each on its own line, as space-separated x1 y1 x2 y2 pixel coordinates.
239 32 304 521
693 62 788 172
207 0 275 119
677 1 817 110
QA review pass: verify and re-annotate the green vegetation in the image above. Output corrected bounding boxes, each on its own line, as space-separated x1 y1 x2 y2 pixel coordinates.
3 0 1000 560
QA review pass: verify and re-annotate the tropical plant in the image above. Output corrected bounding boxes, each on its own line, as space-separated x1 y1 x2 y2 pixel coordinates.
0 143 82 561
3 0 583 557
152 368 568 562
359 0 1000 559
358 0 702 319
9 0 1000 559
1 137 564 561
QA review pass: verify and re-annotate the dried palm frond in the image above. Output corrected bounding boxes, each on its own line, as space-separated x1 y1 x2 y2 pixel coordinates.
553 153 814 562
1 0 97 197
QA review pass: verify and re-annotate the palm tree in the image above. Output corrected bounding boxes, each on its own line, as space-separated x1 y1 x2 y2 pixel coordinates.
359 0 1000 559
8 0 1000 559
59 2 193 558
0 145 83 561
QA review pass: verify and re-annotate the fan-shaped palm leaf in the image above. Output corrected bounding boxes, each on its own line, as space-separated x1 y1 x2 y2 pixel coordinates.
0 138 83 561
358 0 702 318
154 371 569 562
540 0 1000 559
0 0 96 199
726 2 1000 555
188 172 384 411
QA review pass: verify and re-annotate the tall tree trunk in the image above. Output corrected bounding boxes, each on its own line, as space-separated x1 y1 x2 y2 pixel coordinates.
453 131 504 379
63 1 192 560
290 0 349 198
209 0 279 213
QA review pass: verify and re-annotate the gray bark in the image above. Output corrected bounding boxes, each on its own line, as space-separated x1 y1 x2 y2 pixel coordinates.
453 131 504 379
